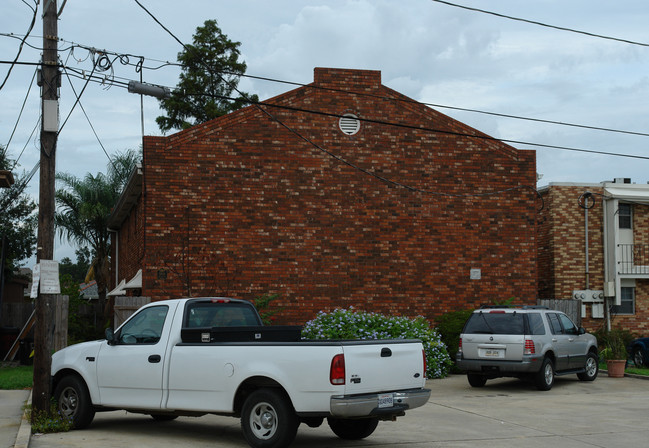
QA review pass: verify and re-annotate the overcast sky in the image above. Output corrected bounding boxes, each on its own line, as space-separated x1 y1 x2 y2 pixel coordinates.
2 0 649 262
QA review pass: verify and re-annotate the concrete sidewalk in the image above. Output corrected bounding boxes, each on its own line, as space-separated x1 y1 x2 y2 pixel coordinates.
0 389 29 448
8 372 649 448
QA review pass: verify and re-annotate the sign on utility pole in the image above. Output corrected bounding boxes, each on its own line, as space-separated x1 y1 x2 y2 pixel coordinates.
33 0 59 415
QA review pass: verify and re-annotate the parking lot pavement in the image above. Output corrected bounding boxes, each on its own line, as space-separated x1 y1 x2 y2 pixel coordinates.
28 373 649 448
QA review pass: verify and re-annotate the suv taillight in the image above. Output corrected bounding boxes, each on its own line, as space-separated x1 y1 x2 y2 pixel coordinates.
458 337 463 354
330 354 345 385
524 339 535 355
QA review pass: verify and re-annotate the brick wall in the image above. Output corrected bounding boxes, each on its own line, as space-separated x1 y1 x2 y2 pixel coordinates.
538 184 649 334
121 68 538 325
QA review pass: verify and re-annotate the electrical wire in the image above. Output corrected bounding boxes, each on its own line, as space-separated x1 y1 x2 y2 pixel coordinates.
58 61 97 135
61 69 649 163
61 67 117 172
5 67 37 165
7 31 646 140
0 0 39 91
430 0 649 48
227 70 649 139
133 0 542 209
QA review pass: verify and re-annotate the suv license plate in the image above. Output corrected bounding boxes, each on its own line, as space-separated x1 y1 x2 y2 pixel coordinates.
482 349 504 358
378 393 394 408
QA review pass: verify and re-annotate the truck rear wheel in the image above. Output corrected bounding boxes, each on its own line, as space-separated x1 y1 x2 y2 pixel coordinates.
327 417 379 440
53 375 95 429
241 388 298 448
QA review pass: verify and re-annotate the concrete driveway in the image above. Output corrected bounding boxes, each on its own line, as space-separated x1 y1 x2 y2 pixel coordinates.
29 373 648 448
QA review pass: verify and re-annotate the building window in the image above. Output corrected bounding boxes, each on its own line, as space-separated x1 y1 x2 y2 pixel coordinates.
619 203 632 229
611 287 635 315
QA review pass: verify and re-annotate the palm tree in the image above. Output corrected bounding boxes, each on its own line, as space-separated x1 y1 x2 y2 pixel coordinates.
55 150 140 320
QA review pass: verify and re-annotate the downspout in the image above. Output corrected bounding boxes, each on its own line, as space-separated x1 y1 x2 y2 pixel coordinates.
585 202 590 290
579 192 594 290
108 229 118 288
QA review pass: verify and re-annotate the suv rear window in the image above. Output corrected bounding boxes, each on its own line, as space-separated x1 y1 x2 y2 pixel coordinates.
463 312 524 335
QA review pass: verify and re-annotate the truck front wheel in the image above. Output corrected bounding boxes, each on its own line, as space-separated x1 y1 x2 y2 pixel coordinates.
327 417 379 440
53 375 95 429
241 388 298 448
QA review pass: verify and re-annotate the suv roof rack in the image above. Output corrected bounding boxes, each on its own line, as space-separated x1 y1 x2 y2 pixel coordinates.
521 305 550 310
479 305 511 309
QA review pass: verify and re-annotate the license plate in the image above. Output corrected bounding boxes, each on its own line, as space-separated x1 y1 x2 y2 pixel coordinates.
482 349 503 358
378 393 394 409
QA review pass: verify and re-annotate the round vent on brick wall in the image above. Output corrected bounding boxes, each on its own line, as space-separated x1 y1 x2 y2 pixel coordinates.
339 113 361 136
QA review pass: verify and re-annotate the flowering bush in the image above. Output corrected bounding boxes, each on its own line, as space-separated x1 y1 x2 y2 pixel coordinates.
302 307 452 379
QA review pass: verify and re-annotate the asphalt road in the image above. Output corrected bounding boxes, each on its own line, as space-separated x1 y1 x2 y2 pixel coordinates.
28 373 649 448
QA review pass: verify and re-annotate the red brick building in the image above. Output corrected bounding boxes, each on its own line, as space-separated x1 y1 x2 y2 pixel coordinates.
538 180 649 334
107 67 538 324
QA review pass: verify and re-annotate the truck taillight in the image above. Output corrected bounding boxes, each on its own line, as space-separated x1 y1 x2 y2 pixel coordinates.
422 349 428 379
524 339 535 355
330 354 345 385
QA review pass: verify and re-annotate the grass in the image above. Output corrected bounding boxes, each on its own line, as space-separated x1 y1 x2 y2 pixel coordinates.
0 364 33 389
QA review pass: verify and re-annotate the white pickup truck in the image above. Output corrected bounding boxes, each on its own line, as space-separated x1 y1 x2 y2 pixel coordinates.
51 297 430 448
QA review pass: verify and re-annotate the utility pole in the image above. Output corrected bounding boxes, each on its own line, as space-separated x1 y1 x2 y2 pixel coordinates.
33 0 58 415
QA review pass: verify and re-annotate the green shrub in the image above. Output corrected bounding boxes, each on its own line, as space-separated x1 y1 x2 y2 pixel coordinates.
301 308 452 379
594 328 633 360
435 309 474 373
253 293 285 325
27 401 73 434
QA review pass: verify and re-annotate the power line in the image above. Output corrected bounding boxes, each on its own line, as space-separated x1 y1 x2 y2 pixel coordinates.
430 0 649 48
61 67 116 171
5 67 37 164
134 0 542 208
230 71 649 139
8 31 648 140
68 70 649 163
0 0 39 91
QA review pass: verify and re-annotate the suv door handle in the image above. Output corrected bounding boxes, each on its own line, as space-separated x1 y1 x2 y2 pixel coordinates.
148 354 161 363
552 338 557 342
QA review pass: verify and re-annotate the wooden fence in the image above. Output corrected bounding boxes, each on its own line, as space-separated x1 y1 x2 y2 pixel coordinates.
114 296 151 327
538 299 582 327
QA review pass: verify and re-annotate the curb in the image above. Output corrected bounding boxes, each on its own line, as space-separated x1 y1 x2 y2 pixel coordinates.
599 368 649 380
14 390 31 448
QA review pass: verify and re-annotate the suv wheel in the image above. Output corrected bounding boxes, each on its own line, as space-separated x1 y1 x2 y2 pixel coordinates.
577 352 598 381
535 357 554 391
467 374 487 388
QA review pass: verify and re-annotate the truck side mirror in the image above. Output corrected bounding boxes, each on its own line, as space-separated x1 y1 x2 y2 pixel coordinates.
105 328 116 345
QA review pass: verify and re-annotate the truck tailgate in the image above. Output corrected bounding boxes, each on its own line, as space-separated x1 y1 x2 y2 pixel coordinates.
341 341 425 395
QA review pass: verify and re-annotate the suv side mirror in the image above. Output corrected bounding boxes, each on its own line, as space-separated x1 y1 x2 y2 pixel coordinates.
578 327 586 335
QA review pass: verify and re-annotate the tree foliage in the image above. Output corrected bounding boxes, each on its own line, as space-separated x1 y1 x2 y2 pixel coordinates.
59 247 91 283
0 147 37 274
156 19 258 133
55 149 140 315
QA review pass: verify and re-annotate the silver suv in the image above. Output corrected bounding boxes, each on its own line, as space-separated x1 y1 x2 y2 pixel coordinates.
456 306 598 390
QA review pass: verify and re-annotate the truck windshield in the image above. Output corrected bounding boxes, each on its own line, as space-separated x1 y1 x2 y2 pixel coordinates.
184 301 261 328
464 312 525 335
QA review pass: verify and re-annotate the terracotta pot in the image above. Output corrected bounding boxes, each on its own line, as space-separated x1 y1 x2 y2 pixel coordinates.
606 359 626 378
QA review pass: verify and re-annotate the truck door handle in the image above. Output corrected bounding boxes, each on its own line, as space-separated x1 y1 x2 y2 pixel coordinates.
148 354 161 363
381 348 392 357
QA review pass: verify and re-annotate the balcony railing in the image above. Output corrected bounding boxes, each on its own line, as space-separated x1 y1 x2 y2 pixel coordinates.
618 243 649 275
